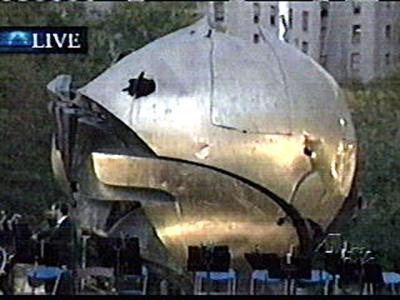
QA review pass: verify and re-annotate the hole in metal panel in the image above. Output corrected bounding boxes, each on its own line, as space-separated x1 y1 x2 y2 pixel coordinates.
122 72 156 99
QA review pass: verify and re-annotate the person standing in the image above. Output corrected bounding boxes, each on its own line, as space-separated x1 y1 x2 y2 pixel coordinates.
51 203 77 270
43 202 77 294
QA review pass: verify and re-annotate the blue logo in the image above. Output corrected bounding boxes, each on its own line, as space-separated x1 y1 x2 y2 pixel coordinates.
7 31 32 46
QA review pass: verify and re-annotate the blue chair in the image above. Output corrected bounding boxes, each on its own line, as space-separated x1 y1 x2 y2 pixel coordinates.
296 270 334 295
382 272 400 294
194 268 237 295
27 266 64 295
250 270 283 295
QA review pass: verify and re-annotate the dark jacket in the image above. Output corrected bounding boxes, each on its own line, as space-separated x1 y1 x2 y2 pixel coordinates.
47 217 77 269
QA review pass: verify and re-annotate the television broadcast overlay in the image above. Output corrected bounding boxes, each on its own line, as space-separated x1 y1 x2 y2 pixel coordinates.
0 27 88 54
0 0 399 296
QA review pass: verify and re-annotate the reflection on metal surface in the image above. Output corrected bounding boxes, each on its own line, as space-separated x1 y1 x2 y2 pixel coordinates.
250 136 303 168
332 139 357 196
158 220 288 241
211 32 290 134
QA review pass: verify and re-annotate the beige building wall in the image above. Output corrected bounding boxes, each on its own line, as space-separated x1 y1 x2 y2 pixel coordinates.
286 1 400 83
206 1 280 42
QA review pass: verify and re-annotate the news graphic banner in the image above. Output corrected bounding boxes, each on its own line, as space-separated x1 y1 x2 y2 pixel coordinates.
0 27 88 54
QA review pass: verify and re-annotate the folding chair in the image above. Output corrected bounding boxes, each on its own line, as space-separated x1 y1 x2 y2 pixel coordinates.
194 268 237 295
296 270 334 295
27 266 65 295
382 272 400 295
250 270 283 295
117 265 149 295
245 253 284 295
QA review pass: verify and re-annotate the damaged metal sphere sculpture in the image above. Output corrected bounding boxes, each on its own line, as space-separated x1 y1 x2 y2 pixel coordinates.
47 17 358 279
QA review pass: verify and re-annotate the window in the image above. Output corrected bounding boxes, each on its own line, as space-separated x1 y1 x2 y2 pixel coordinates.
385 25 392 40
352 24 361 44
353 2 361 14
289 8 293 29
385 53 391 66
253 3 260 24
350 52 361 72
321 7 329 18
254 15 260 24
321 1 330 16
321 26 327 40
302 11 309 32
214 2 224 22
320 55 328 67
253 33 260 44
270 5 276 26
301 41 309 54
321 8 328 18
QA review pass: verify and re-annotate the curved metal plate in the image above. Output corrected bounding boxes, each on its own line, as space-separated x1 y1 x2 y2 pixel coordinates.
91 152 299 268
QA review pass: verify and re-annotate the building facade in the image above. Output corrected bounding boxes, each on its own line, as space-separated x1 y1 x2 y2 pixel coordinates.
205 1 280 41
285 1 400 83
